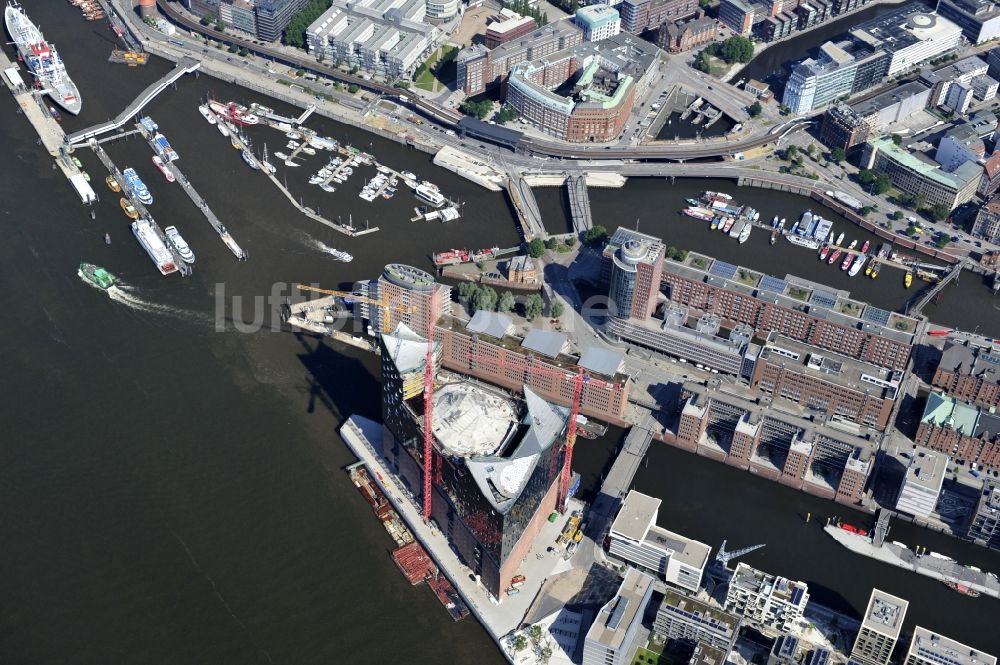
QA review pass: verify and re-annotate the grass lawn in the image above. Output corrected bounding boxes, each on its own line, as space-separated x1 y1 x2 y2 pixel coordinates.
414 45 459 92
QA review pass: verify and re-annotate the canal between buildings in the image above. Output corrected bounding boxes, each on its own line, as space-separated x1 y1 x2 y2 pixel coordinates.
0 1 996 662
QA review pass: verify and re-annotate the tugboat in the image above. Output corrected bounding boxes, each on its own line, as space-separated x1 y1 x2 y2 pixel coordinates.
79 262 114 289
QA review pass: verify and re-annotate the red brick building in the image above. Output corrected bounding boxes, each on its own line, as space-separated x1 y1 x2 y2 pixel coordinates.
915 392 1000 469
931 341 1000 409
658 15 716 52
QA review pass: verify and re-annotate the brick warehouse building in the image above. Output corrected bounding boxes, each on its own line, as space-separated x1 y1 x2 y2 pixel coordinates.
931 341 1000 409
675 389 872 504
750 334 901 431
658 259 914 370
915 392 1000 469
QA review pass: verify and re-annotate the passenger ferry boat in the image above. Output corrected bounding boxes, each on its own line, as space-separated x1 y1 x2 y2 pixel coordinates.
415 183 445 208
122 168 152 204
164 226 195 264
131 220 177 275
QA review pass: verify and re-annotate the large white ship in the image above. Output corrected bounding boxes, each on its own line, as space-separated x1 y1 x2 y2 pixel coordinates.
131 220 178 276
4 1 81 114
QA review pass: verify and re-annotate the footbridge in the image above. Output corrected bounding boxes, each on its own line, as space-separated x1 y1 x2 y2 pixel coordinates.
66 57 200 145
909 261 964 316
506 175 545 239
566 175 593 233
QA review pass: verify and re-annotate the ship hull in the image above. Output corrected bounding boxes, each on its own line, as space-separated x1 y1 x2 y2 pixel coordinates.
5 3 82 114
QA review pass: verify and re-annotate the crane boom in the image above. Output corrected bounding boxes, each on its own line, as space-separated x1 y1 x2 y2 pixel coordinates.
295 283 414 333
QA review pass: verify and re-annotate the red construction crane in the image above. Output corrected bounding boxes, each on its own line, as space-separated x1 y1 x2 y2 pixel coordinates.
422 300 436 522
463 353 621 512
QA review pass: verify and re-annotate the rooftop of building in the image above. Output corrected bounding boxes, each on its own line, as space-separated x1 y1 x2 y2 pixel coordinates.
773 635 801 660
759 333 902 398
690 643 728 665
909 626 997 665
933 55 988 82
850 7 961 55
646 525 712 570
486 12 535 34
587 567 654 651
661 589 741 633
606 226 666 257
610 489 661 541
522 329 569 358
903 446 949 492
940 0 1000 20
666 15 716 37
938 340 1000 383
871 136 983 190
383 322 442 373
575 4 620 24
661 252 918 345
579 346 626 377
861 588 909 636
466 310 515 339
430 381 520 457
488 19 582 59
381 262 437 291
920 391 981 435
730 562 808 605
306 0 437 50
850 81 931 116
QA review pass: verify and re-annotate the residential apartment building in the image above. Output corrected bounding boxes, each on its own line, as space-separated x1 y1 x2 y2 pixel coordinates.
658 15 715 52
851 589 909 665
305 0 439 79
819 105 872 152
895 446 949 519
619 0 699 32
455 21 583 95
354 263 451 338
935 124 987 173
915 392 1000 470
973 194 1000 241
654 590 742 651
576 5 622 41
860 137 982 211
968 480 1000 549
750 333 901 431
583 568 655 665
931 341 1000 408
608 490 711 592
211 0 309 41
936 0 1000 43
904 626 997 665
658 256 915 370
979 155 1000 198
783 42 861 114
725 563 809 633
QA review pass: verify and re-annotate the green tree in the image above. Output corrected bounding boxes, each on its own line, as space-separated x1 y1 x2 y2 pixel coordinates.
583 225 608 246
936 234 951 248
891 210 904 220
215 19 225 31
544 237 558 250
471 285 498 312
785 144 798 160
512 635 528 652
457 281 479 302
459 99 492 120
748 101 762 118
915 194 928 211
348 84 360 94
830 147 846 162
720 36 754 64
228 44 239 53
929 203 951 222
283 0 333 48
527 238 546 258
540 646 553 664
497 106 519 124
524 294 544 321
528 624 543 645
891 133 903 145
200 13 212 26
498 291 516 313
551 301 564 318
694 50 712 73
238 47 249 57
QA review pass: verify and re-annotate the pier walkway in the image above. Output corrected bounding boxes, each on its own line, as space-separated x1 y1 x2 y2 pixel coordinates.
825 524 1000 599
66 57 201 145
908 261 964 316
90 141 192 276
589 416 655 539
566 175 593 233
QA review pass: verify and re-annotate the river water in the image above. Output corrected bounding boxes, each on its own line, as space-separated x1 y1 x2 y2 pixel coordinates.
1 1 997 662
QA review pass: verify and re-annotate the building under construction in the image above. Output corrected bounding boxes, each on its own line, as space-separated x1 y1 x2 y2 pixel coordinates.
379 322 570 599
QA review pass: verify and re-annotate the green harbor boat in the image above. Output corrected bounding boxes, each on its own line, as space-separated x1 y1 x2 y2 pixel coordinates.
80 262 115 290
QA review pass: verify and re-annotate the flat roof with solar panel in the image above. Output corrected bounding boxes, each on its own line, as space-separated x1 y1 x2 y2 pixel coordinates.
586 567 654 651
709 260 738 280
759 275 787 294
810 289 838 308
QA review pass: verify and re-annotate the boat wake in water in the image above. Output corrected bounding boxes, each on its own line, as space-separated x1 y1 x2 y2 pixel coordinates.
78 271 212 324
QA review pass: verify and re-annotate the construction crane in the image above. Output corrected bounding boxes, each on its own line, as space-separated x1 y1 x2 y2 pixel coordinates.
464 352 622 513
714 539 766 568
295 284 415 333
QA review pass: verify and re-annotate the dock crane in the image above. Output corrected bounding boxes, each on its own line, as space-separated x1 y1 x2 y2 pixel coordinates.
715 539 766 568
295 284 415 333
